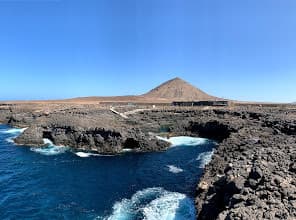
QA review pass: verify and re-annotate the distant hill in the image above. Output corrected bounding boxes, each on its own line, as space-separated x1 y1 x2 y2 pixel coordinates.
142 77 218 101
66 77 221 103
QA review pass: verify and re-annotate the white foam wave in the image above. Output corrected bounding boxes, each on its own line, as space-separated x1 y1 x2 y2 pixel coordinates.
99 187 195 220
30 146 69 156
142 192 195 220
30 138 69 156
5 137 15 143
75 151 115 158
156 136 170 142
75 152 101 158
196 150 214 168
76 152 92 158
157 136 208 147
0 127 27 134
167 165 183 174
43 138 53 145
121 148 133 153
1 127 27 143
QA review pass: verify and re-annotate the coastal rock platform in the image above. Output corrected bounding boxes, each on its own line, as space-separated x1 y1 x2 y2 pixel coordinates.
0 103 295 219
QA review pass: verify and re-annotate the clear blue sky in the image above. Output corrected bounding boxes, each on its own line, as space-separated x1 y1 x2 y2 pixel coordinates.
0 0 295 102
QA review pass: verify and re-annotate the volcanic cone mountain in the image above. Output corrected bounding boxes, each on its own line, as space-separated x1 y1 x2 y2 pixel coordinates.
142 77 218 101
66 77 219 103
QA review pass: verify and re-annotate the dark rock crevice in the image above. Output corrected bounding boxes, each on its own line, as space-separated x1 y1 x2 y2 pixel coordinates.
123 138 140 149
187 120 237 142
42 131 54 142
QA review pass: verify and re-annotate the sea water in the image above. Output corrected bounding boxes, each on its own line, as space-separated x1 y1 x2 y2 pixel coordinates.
0 125 216 219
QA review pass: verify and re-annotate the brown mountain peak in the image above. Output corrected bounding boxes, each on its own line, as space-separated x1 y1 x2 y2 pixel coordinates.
143 77 218 101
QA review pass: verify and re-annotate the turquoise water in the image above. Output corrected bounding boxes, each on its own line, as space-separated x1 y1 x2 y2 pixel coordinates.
0 124 215 219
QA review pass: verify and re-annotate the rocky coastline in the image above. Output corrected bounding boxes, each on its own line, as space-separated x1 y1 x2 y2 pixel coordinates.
0 103 295 219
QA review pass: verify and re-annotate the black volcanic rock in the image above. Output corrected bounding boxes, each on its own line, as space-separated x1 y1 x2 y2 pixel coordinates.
14 126 44 146
1 103 296 219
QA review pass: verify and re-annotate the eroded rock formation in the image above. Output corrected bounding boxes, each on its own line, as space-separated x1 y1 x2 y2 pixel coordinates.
0 104 295 219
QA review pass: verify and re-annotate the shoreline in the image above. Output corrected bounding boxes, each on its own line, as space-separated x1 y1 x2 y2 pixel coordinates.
0 104 295 219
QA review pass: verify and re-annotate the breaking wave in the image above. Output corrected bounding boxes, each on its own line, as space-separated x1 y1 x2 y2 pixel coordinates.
0 127 28 143
75 152 102 158
0 127 27 134
5 137 16 143
30 139 69 156
121 148 133 153
196 150 214 168
167 165 184 174
157 136 209 147
75 151 115 158
99 187 195 220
